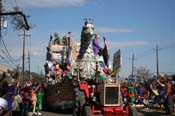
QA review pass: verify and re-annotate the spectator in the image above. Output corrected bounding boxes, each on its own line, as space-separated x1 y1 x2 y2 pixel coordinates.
31 86 39 115
127 83 136 104
21 88 30 116
36 87 44 115
0 97 8 116
143 89 149 109
121 83 127 103
7 80 16 111
11 93 22 116
157 76 173 115
164 79 173 115
157 85 165 108
135 84 144 105
1 80 8 96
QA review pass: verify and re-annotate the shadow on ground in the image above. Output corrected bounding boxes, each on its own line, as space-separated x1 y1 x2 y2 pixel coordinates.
136 107 174 116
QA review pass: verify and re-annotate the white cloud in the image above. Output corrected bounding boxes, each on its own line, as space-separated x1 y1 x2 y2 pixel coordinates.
18 0 86 7
3 0 86 12
108 41 148 48
96 27 132 33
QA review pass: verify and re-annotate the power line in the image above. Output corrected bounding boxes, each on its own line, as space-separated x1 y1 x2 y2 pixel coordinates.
1 36 16 61
136 48 155 60
0 32 18 67
159 42 175 51
1 50 16 67
0 54 14 67
133 43 175 62
0 50 21 61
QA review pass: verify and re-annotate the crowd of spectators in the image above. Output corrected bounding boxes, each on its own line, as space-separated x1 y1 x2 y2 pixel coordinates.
1 69 175 116
121 74 175 116
0 72 47 116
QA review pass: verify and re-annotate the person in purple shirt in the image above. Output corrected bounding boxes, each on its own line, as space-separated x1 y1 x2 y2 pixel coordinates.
92 34 101 56
7 82 16 111
158 85 165 108
136 85 144 96
135 85 144 104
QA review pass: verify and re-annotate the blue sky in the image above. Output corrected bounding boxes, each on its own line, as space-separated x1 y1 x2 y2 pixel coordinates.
0 0 175 77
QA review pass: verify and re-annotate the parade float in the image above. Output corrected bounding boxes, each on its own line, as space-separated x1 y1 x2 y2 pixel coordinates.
44 19 137 116
44 31 74 112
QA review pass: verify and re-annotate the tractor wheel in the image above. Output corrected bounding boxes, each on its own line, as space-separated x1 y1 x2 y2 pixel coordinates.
81 106 92 116
128 106 138 116
73 87 86 116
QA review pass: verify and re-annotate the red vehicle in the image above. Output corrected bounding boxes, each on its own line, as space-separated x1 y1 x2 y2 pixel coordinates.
73 80 120 116
72 72 138 116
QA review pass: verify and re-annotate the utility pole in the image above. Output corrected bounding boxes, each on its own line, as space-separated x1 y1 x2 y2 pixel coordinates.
155 45 159 79
131 53 135 77
28 50 30 80
18 30 31 81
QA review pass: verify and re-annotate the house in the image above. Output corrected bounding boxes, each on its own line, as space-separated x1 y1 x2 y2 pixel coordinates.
0 64 8 75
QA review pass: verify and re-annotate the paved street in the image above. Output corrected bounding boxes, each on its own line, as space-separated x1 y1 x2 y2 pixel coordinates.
28 106 175 116
28 111 102 116
28 111 71 116
137 106 175 116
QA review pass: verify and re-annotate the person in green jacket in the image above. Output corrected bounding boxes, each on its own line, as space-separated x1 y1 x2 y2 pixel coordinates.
127 83 136 104
36 87 44 115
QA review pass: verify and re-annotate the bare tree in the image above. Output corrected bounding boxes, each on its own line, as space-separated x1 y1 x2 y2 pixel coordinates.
10 7 30 30
135 66 153 82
